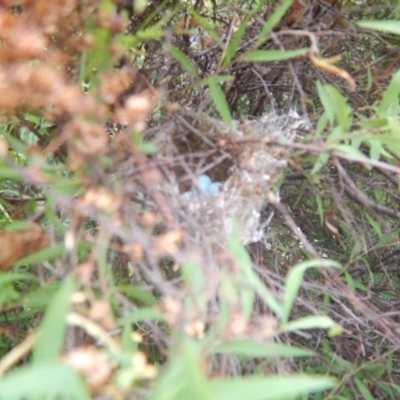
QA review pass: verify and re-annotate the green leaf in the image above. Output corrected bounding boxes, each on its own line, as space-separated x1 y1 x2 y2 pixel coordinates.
32 277 75 364
170 46 198 77
358 21 400 35
121 324 139 353
354 377 375 400
15 242 65 267
180 341 211 400
210 375 336 400
118 308 165 325
316 81 335 126
84 27 113 86
370 233 396 251
139 140 158 155
324 86 351 132
364 212 382 238
190 10 220 42
316 195 323 226
222 15 252 67
118 285 158 306
213 340 314 358
378 70 400 115
240 48 308 62
254 0 294 47
280 316 341 333
326 143 369 160
311 152 330 174
0 362 89 400
148 356 186 400
369 139 382 161
283 259 341 322
0 272 38 285
350 236 363 261
206 77 232 126
316 111 329 134
228 227 282 319
150 339 210 400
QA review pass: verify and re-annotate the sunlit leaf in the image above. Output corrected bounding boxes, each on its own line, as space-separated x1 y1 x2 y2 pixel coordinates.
0 363 89 400
32 277 75 364
378 70 400 115
119 308 165 325
283 259 341 322
15 242 65 268
241 48 308 62
255 0 294 47
170 46 198 76
280 316 342 333
213 340 314 358
228 226 282 319
358 20 400 35
210 375 336 400
354 377 375 400
206 77 232 126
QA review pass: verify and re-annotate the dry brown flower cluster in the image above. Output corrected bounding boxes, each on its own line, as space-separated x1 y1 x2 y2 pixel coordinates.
0 0 156 171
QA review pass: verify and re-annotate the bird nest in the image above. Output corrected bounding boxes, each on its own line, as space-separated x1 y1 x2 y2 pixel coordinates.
143 109 310 246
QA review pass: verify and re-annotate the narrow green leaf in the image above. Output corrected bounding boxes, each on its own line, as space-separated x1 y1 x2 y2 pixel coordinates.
84 28 113 86
350 236 363 261
170 46 198 76
222 15 252 67
283 259 341 322
148 356 186 400
316 81 335 126
150 339 210 400
311 152 329 174
139 141 158 155
228 227 283 319
210 375 336 400
207 78 232 125
15 242 65 267
190 10 220 42
118 285 158 306
354 377 375 400
119 308 165 325
370 233 396 251
180 341 211 400
324 86 351 132
220 239 255 318
326 143 369 160
0 272 37 285
0 164 21 179
368 139 381 161
378 70 400 115
32 277 75 364
213 340 314 358
316 195 323 226
240 48 308 62
280 316 341 333
0 363 90 400
121 324 139 353
364 212 382 238
358 21 400 35
316 111 328 134
255 0 294 47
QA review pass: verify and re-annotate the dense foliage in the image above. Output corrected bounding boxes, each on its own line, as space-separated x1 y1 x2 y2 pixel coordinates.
1 0 400 399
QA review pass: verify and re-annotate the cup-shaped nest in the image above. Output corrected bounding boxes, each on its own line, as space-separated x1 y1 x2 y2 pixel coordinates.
146 109 309 245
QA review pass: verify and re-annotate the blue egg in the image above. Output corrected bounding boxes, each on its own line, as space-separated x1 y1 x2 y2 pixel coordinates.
197 174 212 192
207 182 221 197
181 191 193 199
181 174 222 199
